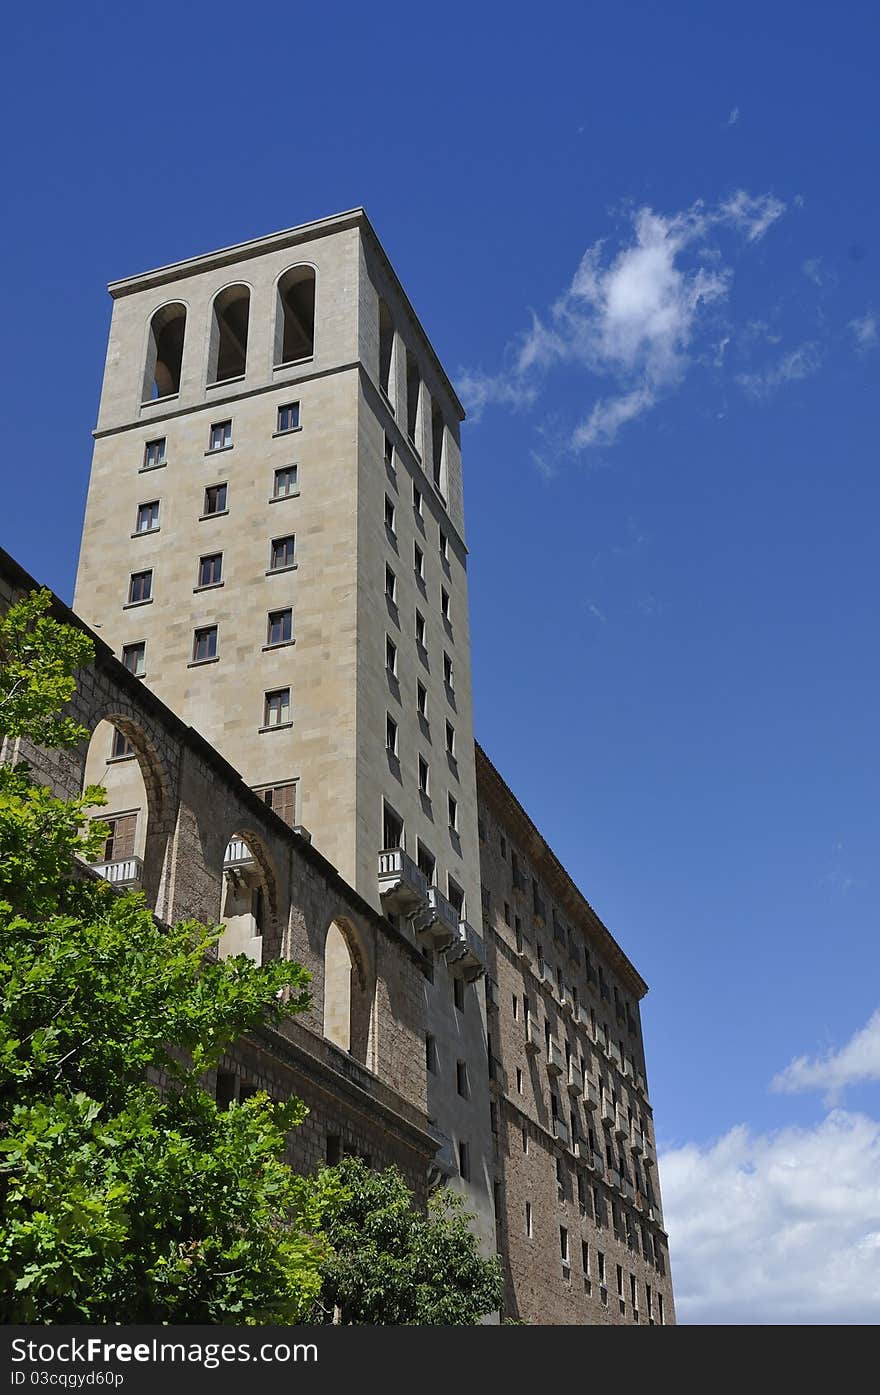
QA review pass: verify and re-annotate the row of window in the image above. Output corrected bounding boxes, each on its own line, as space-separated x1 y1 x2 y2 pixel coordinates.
134 466 298 538
125 531 297 608
141 404 300 473
377 297 448 497
550 1227 666 1322
386 712 459 832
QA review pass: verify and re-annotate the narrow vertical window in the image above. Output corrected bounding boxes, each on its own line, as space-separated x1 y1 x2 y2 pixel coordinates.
267 608 293 646
135 501 159 534
127 570 152 604
192 626 218 662
275 267 316 365
142 438 166 470
209 420 232 451
122 642 146 677
263 688 290 727
273 465 298 498
277 402 300 433
208 285 250 384
203 483 227 515
143 304 186 401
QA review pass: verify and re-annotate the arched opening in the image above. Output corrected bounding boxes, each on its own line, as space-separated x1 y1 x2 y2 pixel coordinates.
323 918 374 1065
219 832 273 964
378 298 395 404
208 284 250 383
143 302 186 401
405 346 421 448
275 266 316 366
81 719 155 890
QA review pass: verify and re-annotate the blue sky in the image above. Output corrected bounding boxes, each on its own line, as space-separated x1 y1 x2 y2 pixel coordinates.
3 2 879 1321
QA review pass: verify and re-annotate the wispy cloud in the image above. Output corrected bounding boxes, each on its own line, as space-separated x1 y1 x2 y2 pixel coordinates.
771 1008 880 1100
849 312 878 349
726 106 740 127
457 191 787 452
736 342 821 399
662 1108 880 1323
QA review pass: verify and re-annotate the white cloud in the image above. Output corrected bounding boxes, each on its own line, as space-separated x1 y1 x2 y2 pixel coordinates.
736 342 821 399
727 106 740 126
771 1009 880 1099
802 258 823 286
661 1109 880 1323
849 312 878 348
457 191 787 451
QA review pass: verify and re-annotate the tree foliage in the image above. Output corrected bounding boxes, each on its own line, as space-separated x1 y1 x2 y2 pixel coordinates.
315 1156 503 1324
0 590 332 1322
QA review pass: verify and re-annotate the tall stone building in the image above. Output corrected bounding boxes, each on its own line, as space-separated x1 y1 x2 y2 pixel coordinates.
69 209 674 1321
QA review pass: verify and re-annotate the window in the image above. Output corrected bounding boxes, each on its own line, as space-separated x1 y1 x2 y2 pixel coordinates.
417 841 435 884
431 401 445 491
192 625 218 662
203 482 227 515
109 727 133 761
418 755 429 795
658 1293 665 1326
385 565 396 603
127 570 152 604
267 608 293 646
122 641 146 677
448 793 458 831
277 401 300 433
598 1251 606 1286
415 610 426 648
448 878 464 916
405 347 421 445
273 465 298 498
143 303 185 400
456 1061 468 1098
209 420 232 451
458 1140 469 1181
504 901 511 925
275 266 315 364
443 651 453 689
439 529 448 562
270 535 296 570
413 482 422 515
384 433 394 469
100 812 136 863
522 1125 528 1153
385 635 397 675
631 1273 638 1314
453 977 465 1012
263 688 290 727
384 495 396 532
417 681 427 718
135 501 159 534
445 720 455 755
500 833 507 859
386 713 398 756
583 1242 591 1293
208 285 250 383
255 781 296 826
525 1202 533 1238
414 542 423 579
426 1033 437 1073
143 438 166 470
198 553 222 587
382 801 403 849
378 298 395 400
560 1226 570 1269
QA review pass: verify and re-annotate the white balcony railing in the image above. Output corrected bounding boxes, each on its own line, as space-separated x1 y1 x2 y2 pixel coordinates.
377 847 429 915
547 1039 564 1076
223 838 254 868
446 919 486 981
567 1060 584 1096
412 884 457 949
92 856 143 887
553 1116 570 1147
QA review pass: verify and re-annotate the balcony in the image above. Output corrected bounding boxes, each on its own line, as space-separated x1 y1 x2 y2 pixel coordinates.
567 1060 584 1096
525 1017 541 1052
485 976 500 1012
615 1110 630 1139
512 867 528 898
561 985 576 1017
427 1128 457 1188
600 1096 615 1127
515 932 533 965
553 1116 570 1147
488 1054 505 1089
575 1138 591 1162
223 839 254 869
591 1150 605 1177
92 855 143 888
412 884 457 949
577 1003 592 1031
446 919 486 981
546 1038 564 1076
533 892 546 927
622 1178 635 1203
607 1165 621 1190
643 1138 656 1167
377 847 429 915
584 1077 600 1110
630 1127 644 1155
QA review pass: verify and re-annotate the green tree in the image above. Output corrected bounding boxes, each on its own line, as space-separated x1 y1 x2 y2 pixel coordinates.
0 590 333 1322
315 1156 503 1324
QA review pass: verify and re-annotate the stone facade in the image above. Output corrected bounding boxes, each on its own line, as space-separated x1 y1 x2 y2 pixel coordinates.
476 745 676 1324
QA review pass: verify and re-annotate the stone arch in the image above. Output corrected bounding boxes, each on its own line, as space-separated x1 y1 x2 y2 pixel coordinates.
274 264 316 366
322 915 375 1067
142 301 187 401
207 283 251 384
217 825 281 966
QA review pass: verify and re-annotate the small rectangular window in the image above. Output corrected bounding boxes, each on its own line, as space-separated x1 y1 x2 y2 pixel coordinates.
204 483 227 515
273 465 298 498
270 535 296 570
193 626 218 663
448 793 458 831
198 553 222 587
458 1140 469 1181
128 570 152 604
267 608 293 646
382 801 403 850
386 635 397 675
443 652 453 689
277 402 300 434
448 878 464 916
456 1061 468 1098
525 1201 533 1237
101 813 136 862
445 720 455 755
263 688 290 727
384 434 394 469
414 542 424 579
415 610 426 648
441 588 450 622
255 781 297 826
385 496 396 532
386 713 398 755
516 1066 523 1094
143 438 166 470
385 565 396 603
453 977 465 1011
417 841 435 883
135 501 159 533
417 681 427 717
111 726 134 758
439 529 448 561
426 1033 437 1073
561 1226 569 1264
418 755 429 794
413 482 422 515
209 420 232 451
121 642 145 677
